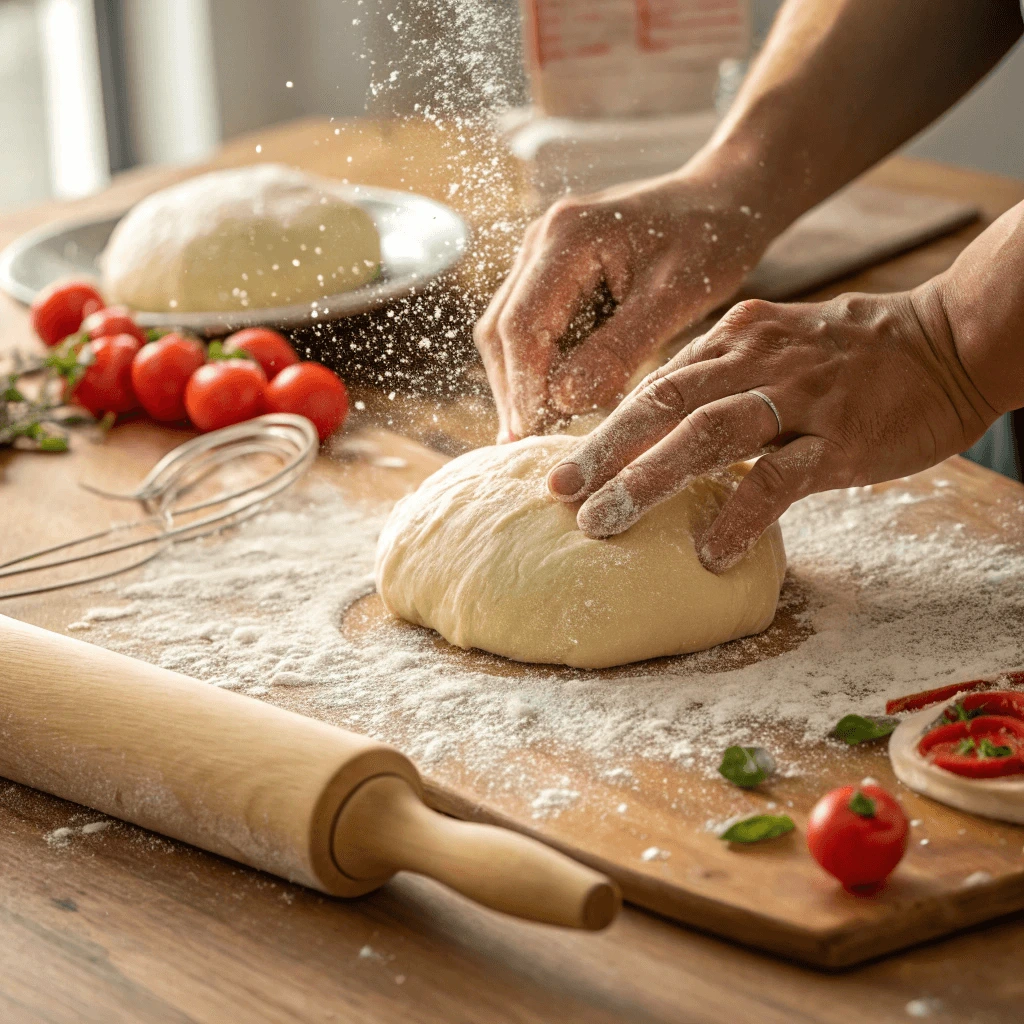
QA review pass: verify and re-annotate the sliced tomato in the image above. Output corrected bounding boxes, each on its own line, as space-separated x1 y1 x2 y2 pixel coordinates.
887 674 1024 716
918 715 1024 778
942 691 1024 724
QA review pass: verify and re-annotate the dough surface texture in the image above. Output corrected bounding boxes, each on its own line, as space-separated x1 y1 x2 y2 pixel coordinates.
375 435 787 669
100 164 381 313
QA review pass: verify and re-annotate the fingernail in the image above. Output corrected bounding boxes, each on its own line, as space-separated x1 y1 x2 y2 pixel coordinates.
497 428 516 445
578 480 635 537
548 462 585 500
698 536 742 575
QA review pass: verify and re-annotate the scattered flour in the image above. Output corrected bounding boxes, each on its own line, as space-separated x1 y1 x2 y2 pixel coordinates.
961 870 993 888
530 786 581 819
45 819 112 848
905 997 945 1018
640 847 670 862
67 604 139 631
73 472 1024 810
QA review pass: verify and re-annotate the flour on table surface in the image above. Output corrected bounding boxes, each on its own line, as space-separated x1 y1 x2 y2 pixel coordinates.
75 474 1024 812
44 818 113 848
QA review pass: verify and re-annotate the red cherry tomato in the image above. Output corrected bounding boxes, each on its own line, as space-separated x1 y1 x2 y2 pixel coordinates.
806 784 908 895
131 333 207 422
223 328 298 380
185 361 267 432
31 280 105 347
83 306 147 346
264 362 348 441
71 334 142 417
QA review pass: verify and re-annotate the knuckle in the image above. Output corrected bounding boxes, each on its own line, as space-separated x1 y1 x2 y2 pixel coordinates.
686 403 730 442
684 332 727 363
746 456 796 508
638 372 688 416
722 298 773 329
472 318 495 352
545 197 585 231
496 306 530 347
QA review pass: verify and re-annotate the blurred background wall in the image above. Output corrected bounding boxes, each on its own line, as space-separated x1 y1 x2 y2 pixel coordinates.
0 0 1021 214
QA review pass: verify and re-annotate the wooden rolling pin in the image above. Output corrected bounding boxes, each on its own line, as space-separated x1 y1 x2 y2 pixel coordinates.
0 615 619 929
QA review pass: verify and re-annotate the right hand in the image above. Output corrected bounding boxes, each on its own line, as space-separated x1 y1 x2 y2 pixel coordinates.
473 169 775 442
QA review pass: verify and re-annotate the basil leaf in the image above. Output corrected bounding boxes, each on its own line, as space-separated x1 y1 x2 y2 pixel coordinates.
943 700 988 725
978 737 1013 759
720 814 795 844
718 746 776 788
955 738 977 756
830 714 899 745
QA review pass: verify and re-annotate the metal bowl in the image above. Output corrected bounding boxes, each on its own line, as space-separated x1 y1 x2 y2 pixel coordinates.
0 184 469 337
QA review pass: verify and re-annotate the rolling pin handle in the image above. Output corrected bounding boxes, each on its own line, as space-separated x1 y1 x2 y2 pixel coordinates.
332 775 621 930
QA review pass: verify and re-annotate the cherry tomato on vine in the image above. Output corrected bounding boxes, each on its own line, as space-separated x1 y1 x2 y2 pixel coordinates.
72 334 142 417
83 306 147 346
223 327 298 380
806 784 908 895
264 362 348 441
185 361 267 432
131 333 206 422
31 280 105 347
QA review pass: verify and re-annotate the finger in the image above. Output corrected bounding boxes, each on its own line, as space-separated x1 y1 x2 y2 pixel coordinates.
499 249 604 437
474 320 513 442
698 435 844 574
546 354 752 501
474 223 545 441
576 390 783 538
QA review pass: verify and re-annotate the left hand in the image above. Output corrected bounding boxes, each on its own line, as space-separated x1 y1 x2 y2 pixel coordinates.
545 286 997 573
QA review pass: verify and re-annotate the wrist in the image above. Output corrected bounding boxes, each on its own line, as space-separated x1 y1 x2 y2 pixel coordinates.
669 138 805 257
922 203 1024 417
909 281 1002 432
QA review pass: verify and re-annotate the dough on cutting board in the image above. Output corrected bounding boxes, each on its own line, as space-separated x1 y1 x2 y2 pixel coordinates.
100 164 381 313
375 435 787 669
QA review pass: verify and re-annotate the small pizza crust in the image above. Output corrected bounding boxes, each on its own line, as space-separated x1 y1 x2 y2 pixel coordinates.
889 702 1024 824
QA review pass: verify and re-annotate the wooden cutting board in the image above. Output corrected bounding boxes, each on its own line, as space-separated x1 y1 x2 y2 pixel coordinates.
3 390 1023 970
745 184 978 302
0 119 1013 970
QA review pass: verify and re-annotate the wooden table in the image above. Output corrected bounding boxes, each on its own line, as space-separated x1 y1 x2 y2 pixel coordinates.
2 118 1024 1023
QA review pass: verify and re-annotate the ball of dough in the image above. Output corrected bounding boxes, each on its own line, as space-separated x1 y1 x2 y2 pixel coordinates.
375 435 787 669
100 164 381 313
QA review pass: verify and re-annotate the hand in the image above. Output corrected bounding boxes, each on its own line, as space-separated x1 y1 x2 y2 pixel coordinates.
545 286 998 573
473 169 775 442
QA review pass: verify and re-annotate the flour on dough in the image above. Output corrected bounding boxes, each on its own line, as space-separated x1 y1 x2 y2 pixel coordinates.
100 164 381 313
375 435 787 669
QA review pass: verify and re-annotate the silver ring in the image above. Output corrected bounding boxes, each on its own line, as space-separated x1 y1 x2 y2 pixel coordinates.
748 390 783 439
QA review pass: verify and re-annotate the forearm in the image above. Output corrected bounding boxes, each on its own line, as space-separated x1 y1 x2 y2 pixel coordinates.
684 0 1022 237
923 199 1024 420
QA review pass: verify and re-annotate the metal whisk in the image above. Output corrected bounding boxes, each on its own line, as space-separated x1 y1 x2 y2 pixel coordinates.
0 413 319 600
